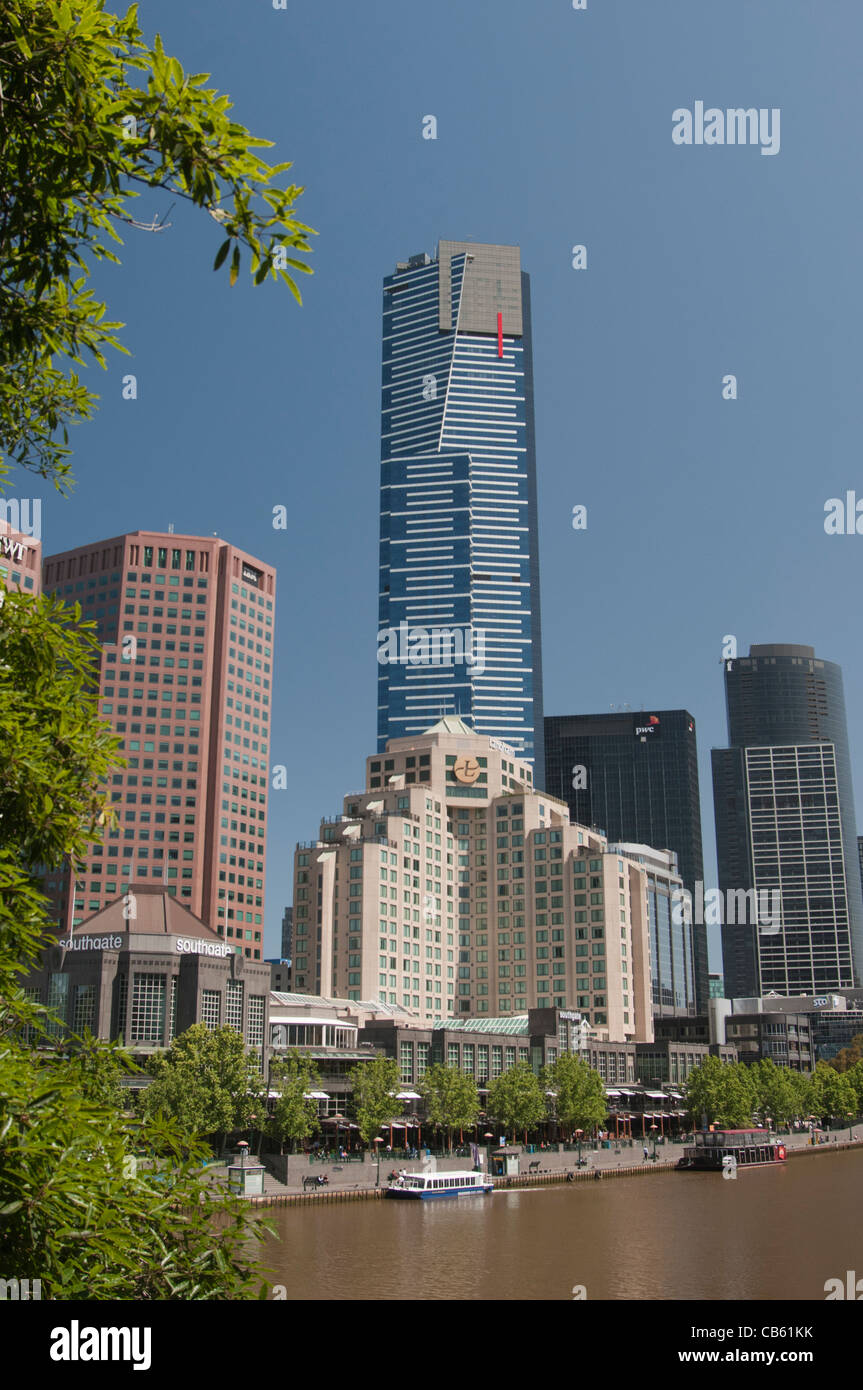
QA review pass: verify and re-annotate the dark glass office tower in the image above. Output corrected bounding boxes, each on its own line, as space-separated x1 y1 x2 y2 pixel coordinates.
544 710 707 1010
712 644 863 998
377 241 544 771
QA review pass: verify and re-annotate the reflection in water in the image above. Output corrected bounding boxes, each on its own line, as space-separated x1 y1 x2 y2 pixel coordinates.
258 1151 863 1301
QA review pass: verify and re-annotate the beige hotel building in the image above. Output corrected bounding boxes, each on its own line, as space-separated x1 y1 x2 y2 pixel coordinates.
293 717 654 1041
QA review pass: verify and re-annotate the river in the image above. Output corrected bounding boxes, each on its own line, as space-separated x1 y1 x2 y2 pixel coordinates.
257 1149 863 1300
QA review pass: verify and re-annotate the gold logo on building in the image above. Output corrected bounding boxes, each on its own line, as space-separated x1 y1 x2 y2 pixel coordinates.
452 756 481 785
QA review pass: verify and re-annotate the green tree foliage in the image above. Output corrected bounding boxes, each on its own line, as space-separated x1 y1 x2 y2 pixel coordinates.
809 1060 858 1123
419 1063 480 1150
829 1032 863 1073
0 1042 273 1299
0 607 272 1298
0 589 121 881
684 1056 758 1128
749 1058 799 1126
487 1062 547 1141
140 1024 266 1150
351 1056 401 1147
268 1050 322 1153
0 0 315 489
545 1052 607 1137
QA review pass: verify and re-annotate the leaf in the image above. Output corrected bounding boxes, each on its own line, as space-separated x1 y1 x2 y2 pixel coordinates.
229 246 240 288
212 239 231 271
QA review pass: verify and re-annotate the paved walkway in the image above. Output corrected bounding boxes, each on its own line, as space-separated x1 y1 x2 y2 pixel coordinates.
213 1126 863 1197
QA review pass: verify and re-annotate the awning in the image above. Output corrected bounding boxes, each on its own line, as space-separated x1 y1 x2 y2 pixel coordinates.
396 1091 421 1100
303 1090 330 1100
645 1091 668 1099
605 1089 622 1097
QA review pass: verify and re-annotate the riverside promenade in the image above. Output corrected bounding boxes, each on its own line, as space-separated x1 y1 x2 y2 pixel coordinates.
218 1125 863 1205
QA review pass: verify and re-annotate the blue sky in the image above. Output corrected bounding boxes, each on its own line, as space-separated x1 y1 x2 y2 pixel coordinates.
13 0 863 967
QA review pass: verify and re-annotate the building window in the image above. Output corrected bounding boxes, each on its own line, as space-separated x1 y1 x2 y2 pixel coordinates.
226 979 244 1034
400 1041 414 1083
167 976 178 1043
46 973 69 1037
201 989 221 1032
247 995 265 1048
130 973 166 1044
72 983 96 1035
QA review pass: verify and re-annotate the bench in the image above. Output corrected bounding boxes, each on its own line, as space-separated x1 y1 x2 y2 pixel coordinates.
528 1161 541 1174
303 1175 329 1191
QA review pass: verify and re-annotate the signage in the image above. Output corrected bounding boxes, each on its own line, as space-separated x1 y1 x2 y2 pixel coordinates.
559 1010 582 1022
176 937 232 958
488 736 515 755
0 535 24 562
64 934 122 952
634 714 661 738
241 564 262 588
452 755 481 785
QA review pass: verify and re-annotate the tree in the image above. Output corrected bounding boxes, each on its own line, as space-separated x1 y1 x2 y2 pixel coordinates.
545 1052 607 1137
829 1032 863 1073
684 1056 757 1128
0 0 315 489
268 1050 322 1154
810 1060 857 1125
140 1023 266 1152
0 604 272 1298
419 1064 480 1151
487 1062 547 1142
749 1058 798 1127
351 1056 401 1148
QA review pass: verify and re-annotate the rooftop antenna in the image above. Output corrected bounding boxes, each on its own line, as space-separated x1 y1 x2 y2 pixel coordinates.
168 523 174 535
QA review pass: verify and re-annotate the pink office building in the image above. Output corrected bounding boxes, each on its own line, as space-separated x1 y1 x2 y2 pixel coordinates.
0 512 42 595
42 531 275 957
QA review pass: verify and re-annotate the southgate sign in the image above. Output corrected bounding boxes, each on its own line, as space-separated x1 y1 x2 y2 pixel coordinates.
64 935 123 952
63 934 231 956
175 937 232 957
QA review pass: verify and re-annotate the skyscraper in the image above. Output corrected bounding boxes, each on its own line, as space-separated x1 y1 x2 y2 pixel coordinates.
292 717 653 1040
712 643 863 997
377 240 544 771
544 710 708 1011
41 531 275 958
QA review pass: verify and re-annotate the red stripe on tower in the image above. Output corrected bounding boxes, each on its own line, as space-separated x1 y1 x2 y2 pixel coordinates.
497 312 503 358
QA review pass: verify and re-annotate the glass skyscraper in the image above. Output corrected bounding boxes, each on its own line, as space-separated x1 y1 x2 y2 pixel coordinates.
544 709 708 1012
712 644 863 998
377 240 544 770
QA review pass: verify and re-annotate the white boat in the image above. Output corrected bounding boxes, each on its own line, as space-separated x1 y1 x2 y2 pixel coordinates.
385 1169 494 1200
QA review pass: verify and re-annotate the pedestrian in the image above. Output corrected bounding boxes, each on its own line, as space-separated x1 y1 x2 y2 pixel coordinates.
643 1145 649 1161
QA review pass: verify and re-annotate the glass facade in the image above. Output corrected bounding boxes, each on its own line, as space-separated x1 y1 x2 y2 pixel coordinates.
545 710 707 1009
378 242 544 768
712 645 863 996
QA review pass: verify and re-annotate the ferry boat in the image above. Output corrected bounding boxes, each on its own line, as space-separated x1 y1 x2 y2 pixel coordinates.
676 1128 787 1172
385 1170 494 1200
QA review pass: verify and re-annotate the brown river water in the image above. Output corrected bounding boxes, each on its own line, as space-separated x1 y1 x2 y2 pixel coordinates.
255 1150 863 1301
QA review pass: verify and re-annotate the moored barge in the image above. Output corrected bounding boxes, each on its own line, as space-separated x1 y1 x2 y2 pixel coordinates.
676 1128 787 1171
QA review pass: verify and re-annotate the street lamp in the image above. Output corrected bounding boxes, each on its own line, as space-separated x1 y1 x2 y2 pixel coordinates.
848 1112 854 1143
650 1124 658 1162
575 1128 583 1166
373 1136 383 1188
